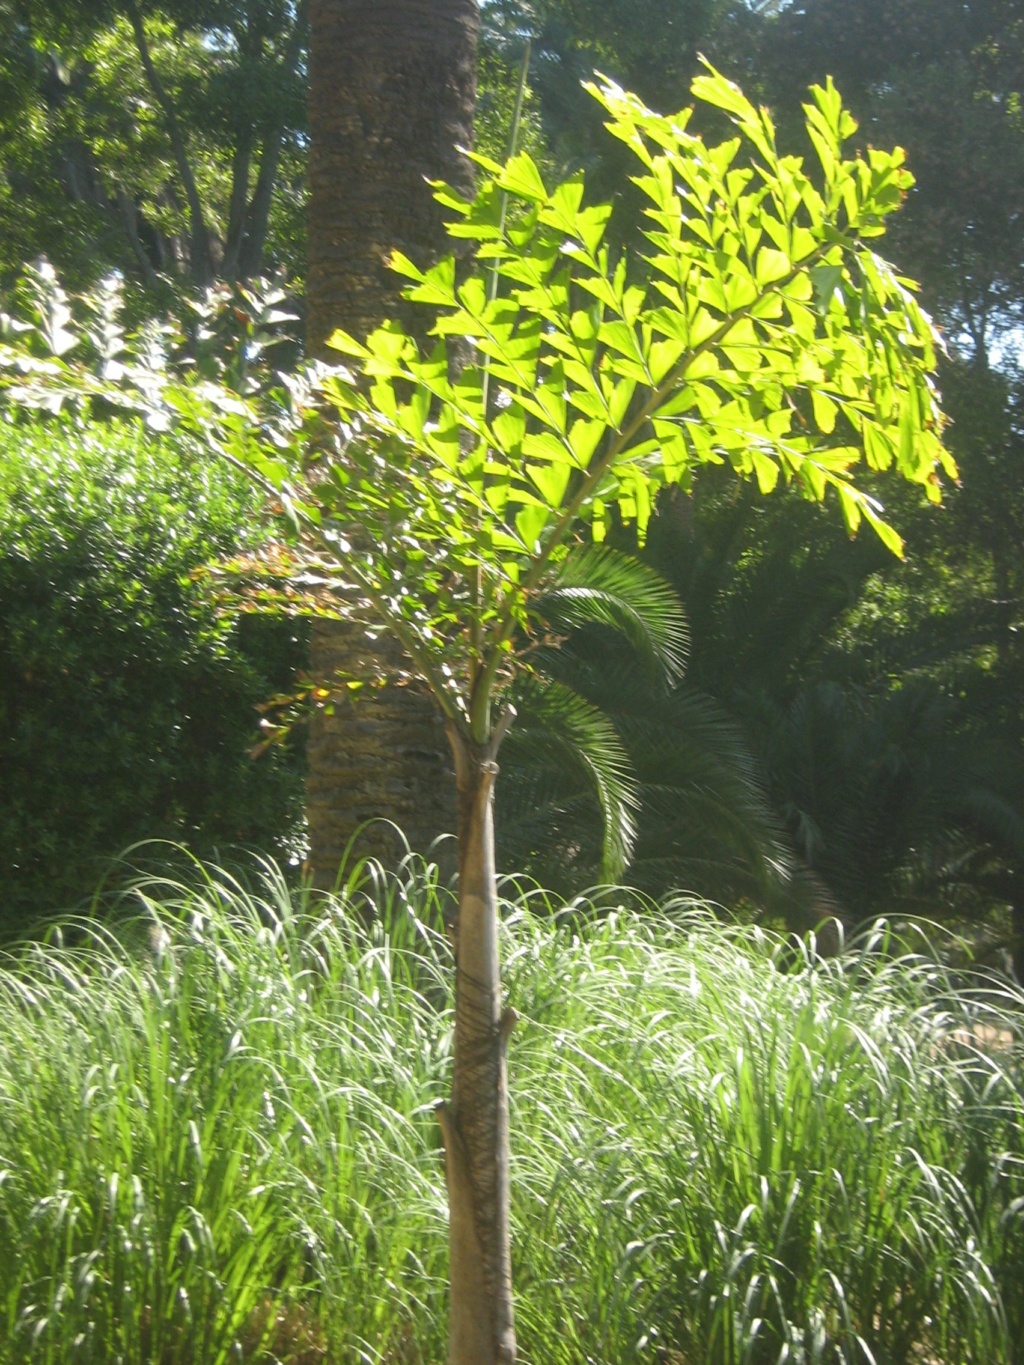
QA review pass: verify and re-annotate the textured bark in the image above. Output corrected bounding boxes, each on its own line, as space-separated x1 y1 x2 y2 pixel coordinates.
307 0 478 351
306 618 455 879
305 0 478 881
305 11 513 1357
438 724 516 1365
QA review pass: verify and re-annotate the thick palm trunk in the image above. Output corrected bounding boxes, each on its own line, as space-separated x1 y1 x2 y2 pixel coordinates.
306 0 478 880
305 618 455 875
438 723 517 1365
307 0 478 351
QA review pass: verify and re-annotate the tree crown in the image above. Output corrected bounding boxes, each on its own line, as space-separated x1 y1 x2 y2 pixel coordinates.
270 66 951 741
1 67 953 749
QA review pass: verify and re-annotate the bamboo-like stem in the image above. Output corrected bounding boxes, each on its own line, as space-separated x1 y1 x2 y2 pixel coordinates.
441 717 517 1365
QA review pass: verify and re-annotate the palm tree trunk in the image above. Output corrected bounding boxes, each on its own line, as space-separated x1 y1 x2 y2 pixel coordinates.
307 0 478 351
305 0 477 883
438 721 517 1365
304 616 455 876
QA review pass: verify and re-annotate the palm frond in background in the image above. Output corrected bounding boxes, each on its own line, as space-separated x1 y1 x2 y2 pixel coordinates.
539 545 689 684
502 676 639 884
500 546 815 921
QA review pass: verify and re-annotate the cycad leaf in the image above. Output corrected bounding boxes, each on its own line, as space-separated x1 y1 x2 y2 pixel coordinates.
961 788 1024 859
618 688 811 913
539 546 689 684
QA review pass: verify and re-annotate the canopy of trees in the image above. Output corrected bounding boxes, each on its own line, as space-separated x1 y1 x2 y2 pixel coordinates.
0 0 1022 973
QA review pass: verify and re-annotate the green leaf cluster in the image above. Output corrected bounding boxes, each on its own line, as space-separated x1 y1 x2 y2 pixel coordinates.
0 1 307 293
282 68 951 745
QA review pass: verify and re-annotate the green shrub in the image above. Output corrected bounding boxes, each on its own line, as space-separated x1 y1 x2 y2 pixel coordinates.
0 860 1021 1364
0 420 306 927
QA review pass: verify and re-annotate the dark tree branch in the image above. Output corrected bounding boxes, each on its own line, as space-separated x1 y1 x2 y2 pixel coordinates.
222 134 255 282
236 135 283 280
123 0 214 286
114 186 161 291
235 0 308 281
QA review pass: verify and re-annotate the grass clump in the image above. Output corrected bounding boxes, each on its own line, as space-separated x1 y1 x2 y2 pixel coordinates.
0 860 1022 1364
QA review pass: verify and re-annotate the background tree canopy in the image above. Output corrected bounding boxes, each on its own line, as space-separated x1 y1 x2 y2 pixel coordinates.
0 0 1021 971
0 0 307 296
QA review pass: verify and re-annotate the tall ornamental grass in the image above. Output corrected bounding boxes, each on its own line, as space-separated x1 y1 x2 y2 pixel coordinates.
0 859 1021 1364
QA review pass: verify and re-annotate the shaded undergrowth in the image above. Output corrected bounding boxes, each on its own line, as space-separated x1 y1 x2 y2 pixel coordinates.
0 857 1022 1364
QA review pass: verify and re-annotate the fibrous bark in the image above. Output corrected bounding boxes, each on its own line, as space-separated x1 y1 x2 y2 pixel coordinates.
307 0 479 351
305 617 455 875
305 0 478 882
306 13 514 1360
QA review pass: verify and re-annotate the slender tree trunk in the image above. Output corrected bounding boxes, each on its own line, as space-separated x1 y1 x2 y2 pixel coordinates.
234 3 309 283
125 0 215 287
235 133 283 281
438 723 517 1365
115 186 161 292
305 0 477 880
222 133 255 281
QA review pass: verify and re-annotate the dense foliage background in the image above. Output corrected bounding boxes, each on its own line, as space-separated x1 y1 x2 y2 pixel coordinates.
0 0 1021 962
0 420 306 929
0 6 1022 1363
